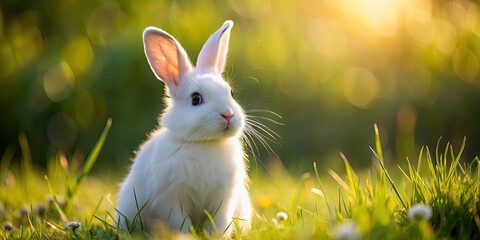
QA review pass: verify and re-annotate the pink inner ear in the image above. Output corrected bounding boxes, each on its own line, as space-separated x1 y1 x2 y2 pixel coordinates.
145 33 180 86
196 21 233 74
167 65 179 84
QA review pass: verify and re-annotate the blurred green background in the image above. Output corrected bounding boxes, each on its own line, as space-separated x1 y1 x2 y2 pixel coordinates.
1 0 480 173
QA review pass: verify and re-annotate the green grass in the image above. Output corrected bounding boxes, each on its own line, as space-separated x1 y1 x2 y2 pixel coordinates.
0 122 479 239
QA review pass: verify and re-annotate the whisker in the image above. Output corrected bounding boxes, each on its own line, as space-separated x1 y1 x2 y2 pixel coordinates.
248 128 277 157
241 129 269 170
241 130 258 162
246 118 281 137
243 122 277 158
240 107 283 161
245 109 283 120
243 76 259 84
248 115 284 126
246 119 281 142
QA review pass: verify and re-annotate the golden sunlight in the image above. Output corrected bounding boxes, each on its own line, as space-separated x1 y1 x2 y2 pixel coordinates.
340 0 406 37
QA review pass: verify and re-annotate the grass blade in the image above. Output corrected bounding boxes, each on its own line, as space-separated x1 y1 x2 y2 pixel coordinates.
93 215 117 230
370 147 407 209
44 175 68 222
88 196 105 226
417 146 424 175
340 152 358 199
69 118 112 201
204 210 218 234
313 162 333 218
373 124 384 164
374 123 386 185
74 118 112 189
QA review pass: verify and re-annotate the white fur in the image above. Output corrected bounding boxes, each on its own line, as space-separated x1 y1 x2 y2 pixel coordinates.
117 20 252 236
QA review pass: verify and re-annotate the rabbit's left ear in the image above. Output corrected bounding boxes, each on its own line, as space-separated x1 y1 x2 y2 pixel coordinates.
196 20 234 74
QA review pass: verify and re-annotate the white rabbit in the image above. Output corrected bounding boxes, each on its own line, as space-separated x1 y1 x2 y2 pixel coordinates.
117 20 252 236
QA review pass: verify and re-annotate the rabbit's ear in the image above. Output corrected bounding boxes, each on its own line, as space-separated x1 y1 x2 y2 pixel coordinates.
196 20 233 74
143 27 193 89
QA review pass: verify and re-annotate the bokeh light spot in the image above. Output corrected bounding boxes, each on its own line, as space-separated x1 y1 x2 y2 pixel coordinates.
433 18 457 55
445 1 477 31
87 2 121 45
62 37 94 76
308 19 346 59
10 11 44 65
43 62 75 102
229 0 271 19
453 46 479 84
342 67 380 109
406 8 435 44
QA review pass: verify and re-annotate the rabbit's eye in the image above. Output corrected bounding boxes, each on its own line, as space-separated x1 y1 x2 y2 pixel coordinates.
191 92 203 106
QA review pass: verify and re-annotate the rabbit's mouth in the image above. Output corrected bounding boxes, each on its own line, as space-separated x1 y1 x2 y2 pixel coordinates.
223 121 232 130
222 124 234 134
220 122 241 137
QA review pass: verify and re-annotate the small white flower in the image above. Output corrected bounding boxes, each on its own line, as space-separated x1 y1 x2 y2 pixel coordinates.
408 203 432 220
64 221 82 231
332 220 361 240
276 212 288 222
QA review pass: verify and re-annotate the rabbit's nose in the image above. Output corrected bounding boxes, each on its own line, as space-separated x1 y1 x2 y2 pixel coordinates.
221 111 234 123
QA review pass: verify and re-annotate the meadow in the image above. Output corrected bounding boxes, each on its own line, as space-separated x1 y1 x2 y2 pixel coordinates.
2 0 480 239
0 121 478 239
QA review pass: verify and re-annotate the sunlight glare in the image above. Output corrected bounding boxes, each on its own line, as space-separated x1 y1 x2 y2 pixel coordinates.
341 0 404 37
342 67 379 109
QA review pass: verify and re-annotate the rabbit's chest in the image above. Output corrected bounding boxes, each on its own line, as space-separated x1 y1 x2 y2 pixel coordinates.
172 144 242 211
176 149 236 194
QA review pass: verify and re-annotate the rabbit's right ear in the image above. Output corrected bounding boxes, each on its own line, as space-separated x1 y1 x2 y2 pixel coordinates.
143 27 193 91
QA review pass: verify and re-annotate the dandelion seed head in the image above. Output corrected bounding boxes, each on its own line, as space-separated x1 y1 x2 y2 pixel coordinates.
332 220 361 240
408 203 432 220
